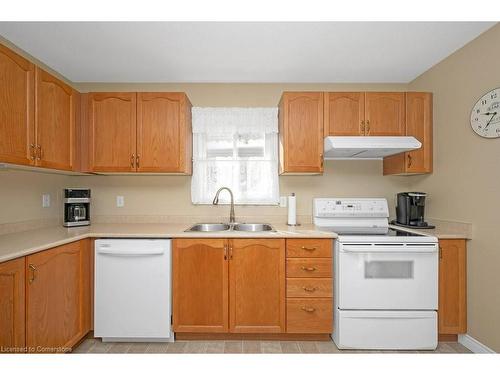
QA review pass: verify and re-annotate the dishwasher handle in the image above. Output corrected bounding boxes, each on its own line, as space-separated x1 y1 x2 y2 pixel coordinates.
96 247 165 256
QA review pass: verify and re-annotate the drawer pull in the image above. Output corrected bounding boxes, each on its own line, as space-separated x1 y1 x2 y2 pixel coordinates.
301 266 317 272
301 246 317 251
301 306 316 313
303 286 317 292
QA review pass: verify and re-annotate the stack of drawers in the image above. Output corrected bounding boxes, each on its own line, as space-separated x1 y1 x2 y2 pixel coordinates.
285 239 333 333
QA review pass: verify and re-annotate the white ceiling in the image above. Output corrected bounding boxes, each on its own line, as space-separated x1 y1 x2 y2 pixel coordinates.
0 22 495 83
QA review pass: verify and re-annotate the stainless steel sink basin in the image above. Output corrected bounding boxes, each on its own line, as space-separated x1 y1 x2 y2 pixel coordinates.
233 223 275 232
185 222 275 232
185 223 231 232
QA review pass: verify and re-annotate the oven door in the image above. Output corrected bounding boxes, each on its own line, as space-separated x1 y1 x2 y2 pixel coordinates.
337 242 438 310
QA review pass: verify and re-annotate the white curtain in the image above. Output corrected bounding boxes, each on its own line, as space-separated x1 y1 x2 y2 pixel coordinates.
191 107 279 205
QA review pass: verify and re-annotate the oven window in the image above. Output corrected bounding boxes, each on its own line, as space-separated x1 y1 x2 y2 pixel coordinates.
364 261 414 279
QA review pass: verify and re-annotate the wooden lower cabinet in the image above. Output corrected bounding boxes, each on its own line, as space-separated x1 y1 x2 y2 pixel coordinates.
173 238 228 332
286 298 332 333
438 239 467 335
286 239 333 334
26 239 91 351
0 257 26 351
173 238 286 334
229 239 285 333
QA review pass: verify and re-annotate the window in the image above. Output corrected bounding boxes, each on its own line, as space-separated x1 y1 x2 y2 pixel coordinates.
191 107 279 205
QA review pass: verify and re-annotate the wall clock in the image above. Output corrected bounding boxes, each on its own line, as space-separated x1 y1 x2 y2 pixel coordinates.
470 87 500 138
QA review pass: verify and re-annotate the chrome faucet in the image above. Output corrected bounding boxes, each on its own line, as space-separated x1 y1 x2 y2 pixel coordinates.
213 187 236 224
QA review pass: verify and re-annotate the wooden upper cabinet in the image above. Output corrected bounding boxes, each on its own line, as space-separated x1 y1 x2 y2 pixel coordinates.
26 239 91 351
439 239 467 335
88 92 137 172
35 67 75 171
0 43 35 166
279 92 324 174
137 92 192 174
383 92 433 175
365 92 405 136
324 92 365 136
173 239 228 333
229 239 285 333
0 257 26 351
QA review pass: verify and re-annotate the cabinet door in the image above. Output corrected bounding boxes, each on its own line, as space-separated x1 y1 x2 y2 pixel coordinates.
365 92 405 136
173 239 228 332
438 239 467 334
88 92 137 172
383 92 433 175
0 257 25 351
229 239 285 333
405 92 433 173
137 92 192 173
26 240 91 351
0 43 35 165
324 92 365 136
35 67 75 171
279 92 324 174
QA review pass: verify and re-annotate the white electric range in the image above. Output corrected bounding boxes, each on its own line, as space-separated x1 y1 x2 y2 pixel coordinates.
313 198 439 350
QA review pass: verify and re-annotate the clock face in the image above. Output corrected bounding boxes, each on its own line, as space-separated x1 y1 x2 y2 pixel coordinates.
470 88 500 138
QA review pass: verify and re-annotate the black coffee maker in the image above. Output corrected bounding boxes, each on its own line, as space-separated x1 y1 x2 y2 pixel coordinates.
392 192 435 229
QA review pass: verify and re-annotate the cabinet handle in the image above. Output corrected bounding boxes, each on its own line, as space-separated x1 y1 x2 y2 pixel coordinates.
136 154 140 168
224 244 227 260
407 154 412 168
36 145 42 161
301 306 316 313
301 246 317 251
229 246 233 260
303 286 317 293
366 120 370 134
131 154 135 168
439 246 443 260
360 120 365 134
301 266 317 272
29 264 37 284
320 154 324 169
29 144 36 161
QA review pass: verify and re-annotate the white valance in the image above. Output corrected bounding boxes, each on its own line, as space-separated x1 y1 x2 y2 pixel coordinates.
192 107 278 134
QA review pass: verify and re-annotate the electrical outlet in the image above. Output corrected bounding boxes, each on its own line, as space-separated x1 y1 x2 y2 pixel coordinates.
116 196 125 207
279 196 287 208
42 194 50 208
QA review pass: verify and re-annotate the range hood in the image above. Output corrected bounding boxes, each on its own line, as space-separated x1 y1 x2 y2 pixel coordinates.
324 136 421 160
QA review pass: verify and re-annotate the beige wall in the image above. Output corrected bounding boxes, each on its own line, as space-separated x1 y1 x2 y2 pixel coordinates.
0 169 70 225
0 71 411 225
71 83 411 221
408 24 500 351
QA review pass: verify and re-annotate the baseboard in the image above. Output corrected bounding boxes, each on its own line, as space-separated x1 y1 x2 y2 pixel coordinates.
458 334 495 353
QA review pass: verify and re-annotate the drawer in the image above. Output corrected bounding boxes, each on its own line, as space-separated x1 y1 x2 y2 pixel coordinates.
286 258 332 278
286 298 333 333
287 278 332 298
286 239 332 258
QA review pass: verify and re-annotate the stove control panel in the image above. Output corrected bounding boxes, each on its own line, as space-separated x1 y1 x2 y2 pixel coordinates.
313 198 389 218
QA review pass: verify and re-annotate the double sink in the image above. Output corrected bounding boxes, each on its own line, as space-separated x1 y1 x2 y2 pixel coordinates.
186 223 275 233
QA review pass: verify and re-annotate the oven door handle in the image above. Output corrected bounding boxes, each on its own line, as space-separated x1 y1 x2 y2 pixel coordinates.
341 246 438 254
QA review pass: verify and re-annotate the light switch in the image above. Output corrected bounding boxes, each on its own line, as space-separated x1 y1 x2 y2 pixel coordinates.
116 196 125 207
42 194 50 208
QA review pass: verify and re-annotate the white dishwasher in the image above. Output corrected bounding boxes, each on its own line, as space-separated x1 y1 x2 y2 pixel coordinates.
94 239 173 342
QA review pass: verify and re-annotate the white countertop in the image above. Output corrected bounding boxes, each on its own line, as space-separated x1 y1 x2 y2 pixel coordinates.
0 222 337 263
0 219 472 263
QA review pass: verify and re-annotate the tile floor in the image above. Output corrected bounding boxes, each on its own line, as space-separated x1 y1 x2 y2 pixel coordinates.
72 338 472 354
